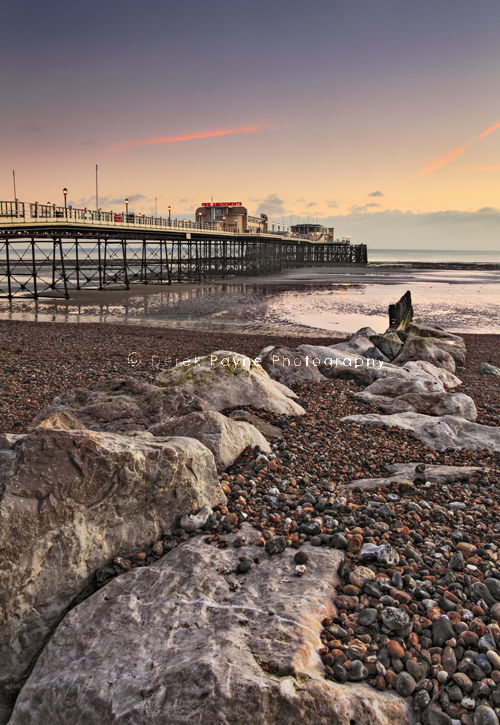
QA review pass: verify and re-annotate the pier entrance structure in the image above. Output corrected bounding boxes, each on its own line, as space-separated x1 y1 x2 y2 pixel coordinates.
0 200 368 300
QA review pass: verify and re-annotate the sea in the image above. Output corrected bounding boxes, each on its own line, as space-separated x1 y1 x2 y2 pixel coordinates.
0 249 499 335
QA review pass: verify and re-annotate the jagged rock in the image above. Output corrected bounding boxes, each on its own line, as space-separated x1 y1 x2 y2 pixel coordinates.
228 410 283 440
388 290 413 330
401 361 462 389
342 411 500 452
345 463 486 491
334 336 388 361
297 345 414 385
406 326 466 366
259 346 326 384
357 391 477 421
360 375 445 397
155 351 305 416
149 410 271 472
480 362 500 377
370 332 403 360
394 336 456 373
0 427 224 715
180 505 212 532
9 524 413 725
351 326 378 338
33 377 208 434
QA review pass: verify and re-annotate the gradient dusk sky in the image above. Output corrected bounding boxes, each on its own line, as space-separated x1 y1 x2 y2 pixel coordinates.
2 0 500 248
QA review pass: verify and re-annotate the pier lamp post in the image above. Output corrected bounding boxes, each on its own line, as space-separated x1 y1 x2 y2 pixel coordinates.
125 198 129 219
168 205 171 225
63 187 68 218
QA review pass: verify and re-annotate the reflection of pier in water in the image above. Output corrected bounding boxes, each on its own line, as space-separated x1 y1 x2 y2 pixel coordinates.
0 221 368 300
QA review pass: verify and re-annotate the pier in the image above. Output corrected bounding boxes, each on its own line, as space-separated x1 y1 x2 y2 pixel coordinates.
0 200 368 299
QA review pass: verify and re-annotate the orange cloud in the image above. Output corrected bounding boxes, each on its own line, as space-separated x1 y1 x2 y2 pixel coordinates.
409 117 500 180
408 141 475 180
110 124 264 151
479 120 500 139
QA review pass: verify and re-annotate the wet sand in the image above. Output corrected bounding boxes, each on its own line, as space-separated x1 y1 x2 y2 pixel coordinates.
1 263 498 336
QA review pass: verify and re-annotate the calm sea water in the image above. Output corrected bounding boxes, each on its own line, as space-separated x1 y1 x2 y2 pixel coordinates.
369 248 500 264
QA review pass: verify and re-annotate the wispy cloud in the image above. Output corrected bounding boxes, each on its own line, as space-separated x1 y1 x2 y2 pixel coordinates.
408 118 500 180
368 190 384 197
110 124 265 151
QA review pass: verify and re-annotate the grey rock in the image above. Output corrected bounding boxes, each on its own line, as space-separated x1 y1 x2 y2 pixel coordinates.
9 524 413 725
474 705 500 725
259 346 326 384
358 608 378 626
485 577 500 601
401 360 462 390
394 336 457 373
155 351 306 416
228 410 283 440
0 427 224 714
396 672 417 696
180 505 212 532
360 543 400 566
480 362 500 377
370 332 403 360
149 410 271 472
380 607 411 631
265 536 286 555
432 617 454 647
342 412 500 453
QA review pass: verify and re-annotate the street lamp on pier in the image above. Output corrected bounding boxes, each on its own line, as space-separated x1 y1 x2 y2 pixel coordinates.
63 187 68 218
125 198 129 219
168 205 171 225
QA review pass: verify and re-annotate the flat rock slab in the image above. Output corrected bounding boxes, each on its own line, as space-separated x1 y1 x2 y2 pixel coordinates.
0 427 224 714
155 351 306 416
345 463 486 491
342 412 500 452
10 524 413 725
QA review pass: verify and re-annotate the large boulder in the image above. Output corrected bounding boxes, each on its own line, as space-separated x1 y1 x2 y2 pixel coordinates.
480 361 500 377
259 346 326 384
10 524 413 725
343 411 500 452
406 327 466 366
346 463 485 491
155 352 305 416
393 336 456 373
401 361 462 389
0 427 225 716
360 375 445 398
33 377 208 434
149 410 271 472
297 345 414 385
357 391 477 421
333 336 388 361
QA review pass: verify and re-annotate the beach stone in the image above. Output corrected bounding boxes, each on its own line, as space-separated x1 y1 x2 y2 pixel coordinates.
149 410 271 472
413 690 431 711
358 608 378 626
180 505 212 532
401 360 462 390
388 640 406 659
9 524 414 725
479 362 500 377
381 607 411 631
349 566 376 587
0 426 224 718
474 705 500 725
396 672 417 696
394 336 457 373
342 412 500 452
433 618 455 646
485 578 500 601
259 346 326 384
155 351 306 416
265 536 286 555
298 344 415 385
360 543 400 566
487 651 500 669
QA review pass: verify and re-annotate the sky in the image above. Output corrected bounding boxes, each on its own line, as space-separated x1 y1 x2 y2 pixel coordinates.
1 0 500 249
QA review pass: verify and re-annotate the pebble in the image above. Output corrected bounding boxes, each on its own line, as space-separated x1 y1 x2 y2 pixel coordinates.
396 671 416 696
264 536 286 555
